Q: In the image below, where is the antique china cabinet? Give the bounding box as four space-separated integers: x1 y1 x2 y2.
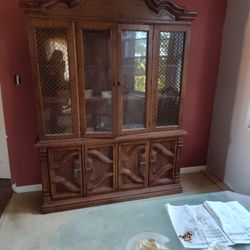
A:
20 0 197 213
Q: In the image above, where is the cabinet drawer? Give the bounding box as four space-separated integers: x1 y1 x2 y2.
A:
48 147 83 200
85 144 115 196
118 141 149 190
149 139 177 187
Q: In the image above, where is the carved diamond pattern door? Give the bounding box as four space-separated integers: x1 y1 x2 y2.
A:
85 145 115 195
149 140 176 186
118 141 149 190
48 147 83 200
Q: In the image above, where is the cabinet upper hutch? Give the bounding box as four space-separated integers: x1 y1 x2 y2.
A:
20 0 197 213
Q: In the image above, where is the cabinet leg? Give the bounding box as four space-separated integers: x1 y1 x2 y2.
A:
175 138 184 184
40 148 51 203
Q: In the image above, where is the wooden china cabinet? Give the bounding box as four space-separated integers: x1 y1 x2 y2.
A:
20 0 197 213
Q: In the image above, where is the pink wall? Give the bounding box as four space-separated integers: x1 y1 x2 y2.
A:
0 0 227 186
0 1 40 185
175 0 228 166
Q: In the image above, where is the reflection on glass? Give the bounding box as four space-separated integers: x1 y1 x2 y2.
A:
83 29 112 132
156 32 185 127
36 28 73 135
121 31 148 130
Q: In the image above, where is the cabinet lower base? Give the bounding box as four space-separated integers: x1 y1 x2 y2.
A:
42 183 182 213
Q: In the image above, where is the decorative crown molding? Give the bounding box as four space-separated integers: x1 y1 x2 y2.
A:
144 0 197 21
20 0 81 11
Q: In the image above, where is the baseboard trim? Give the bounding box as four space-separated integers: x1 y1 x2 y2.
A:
180 165 207 174
12 166 207 193
201 170 233 191
12 184 42 193
223 181 235 191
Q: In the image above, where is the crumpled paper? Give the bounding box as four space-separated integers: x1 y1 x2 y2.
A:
207 242 234 250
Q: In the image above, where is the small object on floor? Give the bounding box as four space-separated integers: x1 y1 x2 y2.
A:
127 232 169 250
207 242 234 250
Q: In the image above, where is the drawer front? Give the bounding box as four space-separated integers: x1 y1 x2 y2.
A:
48 147 83 200
85 144 115 196
118 141 149 191
149 139 177 187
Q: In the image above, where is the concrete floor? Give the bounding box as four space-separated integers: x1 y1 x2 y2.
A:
0 172 225 250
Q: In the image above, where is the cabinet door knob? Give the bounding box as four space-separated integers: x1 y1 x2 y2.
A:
150 159 157 173
150 150 157 173
139 152 146 177
140 161 146 177
86 158 94 175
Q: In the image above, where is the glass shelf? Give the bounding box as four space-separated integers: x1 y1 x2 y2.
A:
82 29 113 133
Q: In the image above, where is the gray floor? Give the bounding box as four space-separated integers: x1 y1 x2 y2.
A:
181 172 224 194
4 172 224 215
0 172 225 250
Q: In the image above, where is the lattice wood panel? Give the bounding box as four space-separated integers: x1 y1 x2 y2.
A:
119 142 148 190
149 140 176 186
48 147 82 200
85 146 114 195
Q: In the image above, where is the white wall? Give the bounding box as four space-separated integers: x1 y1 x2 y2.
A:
0 85 11 178
208 0 250 195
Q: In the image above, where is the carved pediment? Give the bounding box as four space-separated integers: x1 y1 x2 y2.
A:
19 0 197 22
20 0 81 11
144 0 197 21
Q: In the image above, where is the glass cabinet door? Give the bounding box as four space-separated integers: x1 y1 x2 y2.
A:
153 27 186 129
118 25 152 133
78 23 116 135
32 21 79 140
